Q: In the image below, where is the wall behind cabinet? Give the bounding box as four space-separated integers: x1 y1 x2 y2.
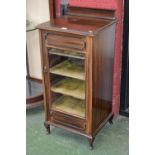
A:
26 0 49 79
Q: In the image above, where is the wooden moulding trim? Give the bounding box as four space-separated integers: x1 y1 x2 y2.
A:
53 120 85 131
67 7 116 20
27 76 42 83
46 121 93 139
45 44 86 53
93 112 113 137
38 26 95 37
51 108 85 120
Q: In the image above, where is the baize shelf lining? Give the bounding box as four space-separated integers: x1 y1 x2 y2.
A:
50 59 85 80
51 78 85 100
52 95 85 118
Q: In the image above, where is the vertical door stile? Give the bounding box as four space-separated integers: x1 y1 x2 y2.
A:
39 30 48 121
40 31 52 121
44 45 52 120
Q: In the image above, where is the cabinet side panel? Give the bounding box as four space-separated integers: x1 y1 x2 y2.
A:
92 24 116 132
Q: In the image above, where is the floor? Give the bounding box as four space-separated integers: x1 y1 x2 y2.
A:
26 106 129 155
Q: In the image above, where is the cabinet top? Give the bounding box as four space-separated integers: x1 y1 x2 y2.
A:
37 16 116 36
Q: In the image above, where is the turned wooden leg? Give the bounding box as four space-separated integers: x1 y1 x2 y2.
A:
87 137 95 150
109 114 114 124
44 122 50 134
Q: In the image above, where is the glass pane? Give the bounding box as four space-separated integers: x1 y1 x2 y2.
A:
48 48 86 118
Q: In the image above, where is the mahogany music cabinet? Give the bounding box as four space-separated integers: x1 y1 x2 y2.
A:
38 6 116 149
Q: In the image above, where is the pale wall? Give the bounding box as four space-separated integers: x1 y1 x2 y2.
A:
26 0 49 79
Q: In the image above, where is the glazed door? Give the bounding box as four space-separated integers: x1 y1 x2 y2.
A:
43 32 87 130
48 47 86 119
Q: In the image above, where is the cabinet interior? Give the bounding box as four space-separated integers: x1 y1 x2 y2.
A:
48 48 86 119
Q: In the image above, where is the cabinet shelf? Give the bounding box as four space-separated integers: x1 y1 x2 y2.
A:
49 49 85 59
50 60 85 80
51 78 85 100
52 95 85 118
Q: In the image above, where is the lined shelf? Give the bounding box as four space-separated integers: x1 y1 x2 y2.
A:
49 49 85 59
50 60 85 80
51 78 85 100
52 95 85 118
49 48 86 118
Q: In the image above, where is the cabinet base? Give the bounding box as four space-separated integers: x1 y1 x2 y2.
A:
44 113 113 149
